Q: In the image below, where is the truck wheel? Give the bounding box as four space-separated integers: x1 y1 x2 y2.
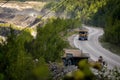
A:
79 38 82 40
68 60 72 66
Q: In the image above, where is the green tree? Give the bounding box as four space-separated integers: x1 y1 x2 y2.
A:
5 29 34 80
27 18 81 62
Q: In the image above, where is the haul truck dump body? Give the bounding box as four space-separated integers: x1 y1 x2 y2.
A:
79 29 88 40
62 49 89 66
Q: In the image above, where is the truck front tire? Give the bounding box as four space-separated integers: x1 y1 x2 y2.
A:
67 60 72 66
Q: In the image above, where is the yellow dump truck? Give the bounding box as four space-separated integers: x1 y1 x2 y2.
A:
62 49 89 66
79 28 88 40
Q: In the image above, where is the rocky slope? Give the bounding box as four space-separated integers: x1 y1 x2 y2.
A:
0 1 46 27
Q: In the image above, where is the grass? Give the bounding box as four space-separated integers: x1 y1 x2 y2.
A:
99 36 120 55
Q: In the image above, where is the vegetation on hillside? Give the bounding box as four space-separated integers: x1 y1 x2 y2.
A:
26 18 81 61
45 0 120 48
44 0 106 19
103 0 120 47
87 0 120 47
0 18 81 80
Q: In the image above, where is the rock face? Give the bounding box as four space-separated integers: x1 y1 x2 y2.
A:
0 1 47 27
48 62 78 80
0 27 10 36
0 27 20 37
0 1 54 38
0 7 39 27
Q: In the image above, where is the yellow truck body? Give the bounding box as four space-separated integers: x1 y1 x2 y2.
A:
79 29 88 40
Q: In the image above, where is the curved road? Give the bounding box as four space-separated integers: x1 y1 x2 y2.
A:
74 25 120 68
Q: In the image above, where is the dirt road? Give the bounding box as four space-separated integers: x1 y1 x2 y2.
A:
73 25 120 68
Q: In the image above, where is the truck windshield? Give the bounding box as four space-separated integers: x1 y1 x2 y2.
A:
66 53 73 57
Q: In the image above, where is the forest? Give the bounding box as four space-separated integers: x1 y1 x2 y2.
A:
87 0 120 47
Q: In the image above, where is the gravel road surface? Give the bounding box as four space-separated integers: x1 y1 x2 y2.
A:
73 25 120 69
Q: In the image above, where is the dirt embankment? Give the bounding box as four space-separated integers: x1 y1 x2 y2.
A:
0 1 47 27
0 1 46 11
